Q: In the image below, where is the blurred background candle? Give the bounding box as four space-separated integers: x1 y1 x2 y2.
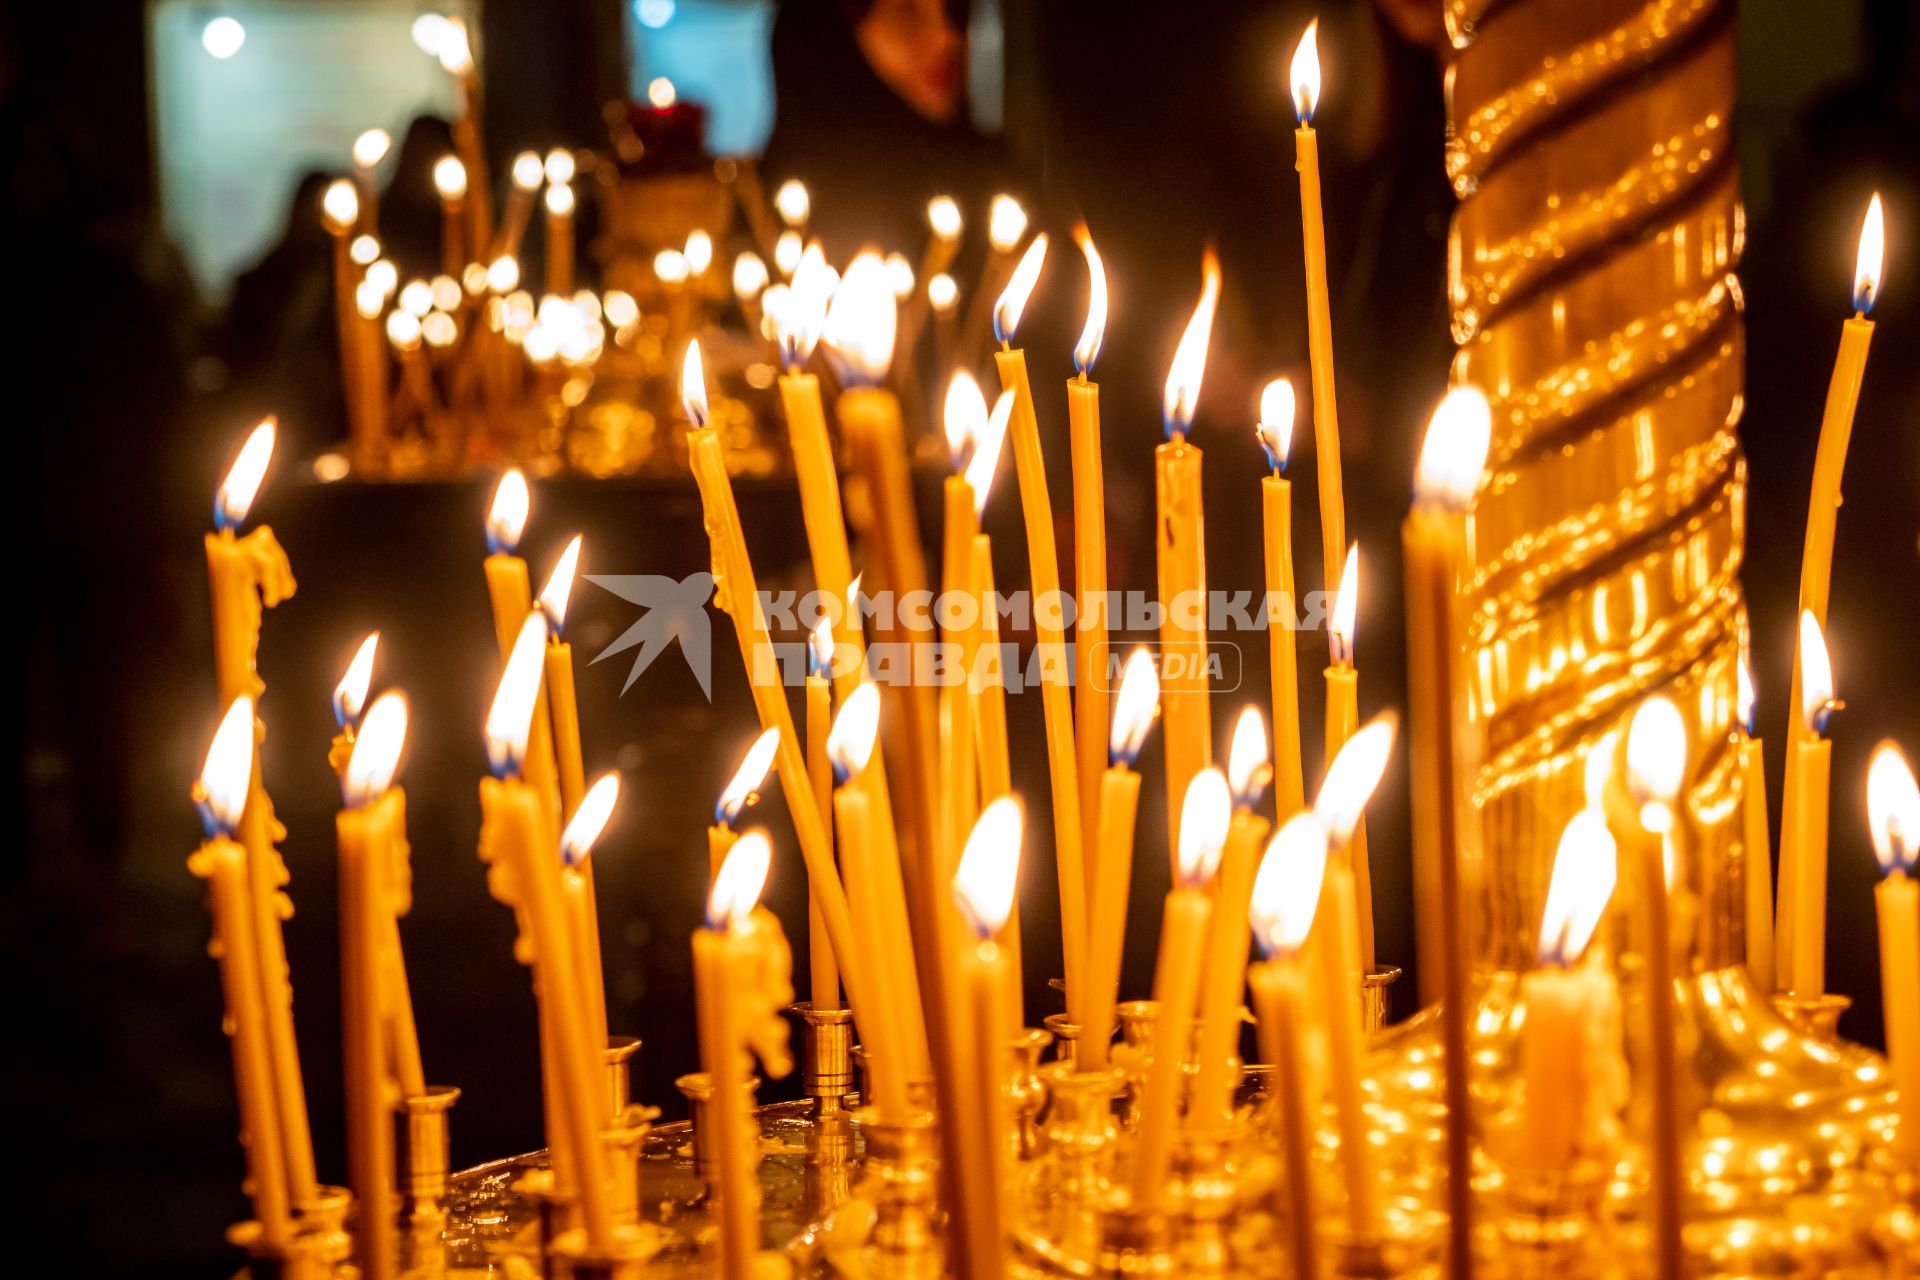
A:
431 156 467 281
1779 612 1838 996
544 180 575 296
1083 650 1157 1071
1321 545 1374 968
1192 709 1272 1128
1737 644 1774 990
493 151 544 261
1870 744 1920 1160
349 128 388 235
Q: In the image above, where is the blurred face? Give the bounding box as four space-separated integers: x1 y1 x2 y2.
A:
855 0 965 124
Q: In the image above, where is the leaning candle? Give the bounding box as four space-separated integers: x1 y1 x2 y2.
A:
432 156 468 282
1082 650 1158 1070
993 233 1089 1016
712 728 778 883
190 697 293 1251
1322 543 1375 968
1156 250 1222 847
1289 19 1348 597
538 535 588 820
561 771 619 1085
1787 193 1883 754
1130 768 1231 1210
1248 814 1330 1280
1778 612 1838 996
805 623 840 1009
1193 708 1273 1128
1258 378 1306 818
1737 648 1774 990
1069 225 1113 833
1869 743 1920 1160
337 692 411 1280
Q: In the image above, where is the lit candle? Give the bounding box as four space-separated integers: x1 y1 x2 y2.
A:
1511 812 1623 1171
480 470 562 842
561 772 620 1109
1082 650 1159 1070
1778 612 1838 996
1870 744 1920 1160
1737 643 1774 990
438 20 493 251
1158 250 1222 851
351 128 389 235
774 178 810 232
493 151 544 261
961 193 1028 359
337 692 411 1280
189 697 292 1251
1193 708 1273 1128
478 615 613 1249
322 182 373 454
432 156 468 282
805 623 840 1009
1247 814 1329 1280
1069 225 1112 834
1289 19 1348 600
329 631 379 776
1313 710 1396 1015
992 233 1089 1018
951 798 1024 1280
734 252 770 346
940 373 991 866
1787 194 1883 752
538 536 588 820
1622 696 1687 1280
897 195 963 366
972 538 1022 1007
1258 378 1306 818
545 181 576 296
712 728 778 881
1130 768 1231 1210
1322 543 1375 968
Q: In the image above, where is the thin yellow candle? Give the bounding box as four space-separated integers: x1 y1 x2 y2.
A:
896 195 961 369
951 798 1024 1280
1289 20 1348 598
1622 696 1687 1280
351 128 389 235
712 728 778 883
939 373 991 865
1737 648 1774 990
545 181 576 296
1322 543 1375 968
432 156 468 282
1069 225 1112 835
1870 744 1920 1159
992 233 1089 1016
561 772 621 1089
1193 709 1273 1128
322 182 371 453
437 21 493 251
960 193 1028 364
1786 194 1883 753
1082 650 1158 1071
538 536 588 820
479 615 613 1250
1156 250 1222 847
493 152 544 261
972 537 1024 1014
190 697 293 1251
805 627 841 1008
1779 612 1838 996
1258 379 1306 818
337 693 410 1280
480 470 561 841
1130 768 1230 1210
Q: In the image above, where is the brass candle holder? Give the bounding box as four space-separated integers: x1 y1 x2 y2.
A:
793 1002 856 1115
851 1106 943 1275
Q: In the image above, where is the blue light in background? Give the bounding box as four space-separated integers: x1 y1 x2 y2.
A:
627 0 775 155
635 0 676 31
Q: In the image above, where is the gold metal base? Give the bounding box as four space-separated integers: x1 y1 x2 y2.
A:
1771 991 1854 1045
1360 966 1401 1034
793 1002 855 1115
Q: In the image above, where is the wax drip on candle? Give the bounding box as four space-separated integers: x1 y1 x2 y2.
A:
1798 611 1841 736
1869 744 1920 875
1249 813 1329 958
822 252 897 386
1163 249 1222 440
1110 647 1161 767
1856 193 1886 315
334 632 379 731
486 469 529 555
717 728 779 828
1228 706 1272 811
993 233 1048 346
215 417 277 532
1328 543 1359 666
536 536 582 635
1290 19 1321 124
1073 224 1108 377
1256 379 1295 473
708 830 773 931
1538 811 1617 966
826 680 881 786
560 773 619 867
197 696 257 839
486 613 550 779
954 796 1024 939
344 692 408 810
1315 711 1397 849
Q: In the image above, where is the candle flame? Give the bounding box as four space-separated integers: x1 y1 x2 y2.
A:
823 251 897 385
1248 813 1329 957
988 194 1027 252
543 149 575 187
1869 741 1920 874
1413 386 1492 512
773 243 834 368
1290 19 1321 123
511 151 544 190
561 772 620 866
884 252 915 300
774 230 804 277
968 393 1015 516
486 468 530 554
1737 618 1755 733
1537 810 1616 965
485 613 549 778
215 417 276 531
733 251 769 301
334 632 380 730
954 796 1023 938
544 182 574 217
928 272 958 311
1256 378 1295 472
647 76 677 109
353 128 391 169
433 155 468 201
682 338 710 428
827 680 881 784
343 691 408 809
1109 647 1161 767
1315 711 1397 848
1625 695 1686 831
1798 610 1837 735
487 255 521 292
775 179 810 228
352 236 383 268
1178 768 1232 888
717 728 780 827
653 248 689 285
537 535 583 634
436 16 473 74
928 195 962 241
707 829 772 931
944 370 988 471
1855 193 1885 314
685 231 714 277
808 615 835 679
322 179 360 231
197 696 256 838
994 232 1048 345
1329 543 1359 664
1162 248 1221 438
1228 705 1272 809
386 309 422 349
1073 224 1108 375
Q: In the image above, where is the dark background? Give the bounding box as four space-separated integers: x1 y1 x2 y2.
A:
8 0 1920 1272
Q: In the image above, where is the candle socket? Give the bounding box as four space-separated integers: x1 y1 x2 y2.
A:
804 1110 856 1216
1115 1001 1158 1130
793 1002 855 1115
396 1086 461 1224
1009 1028 1052 1160
1771 992 1852 1044
602 1114 651 1227
1360 966 1402 1034
513 1166 572 1273
1093 1190 1174 1277
1329 1224 1424 1280
222 1221 327 1280
549 1224 652 1279
675 1071 760 1185
1044 1012 1083 1069
851 1106 942 1269
1041 1065 1124 1204
292 1184 353 1267
852 1044 936 1112
1170 1121 1246 1270
1492 1157 1608 1275
603 1035 642 1118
